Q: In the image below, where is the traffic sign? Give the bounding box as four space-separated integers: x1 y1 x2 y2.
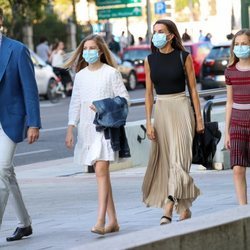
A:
96 0 141 7
98 6 142 19
154 1 166 15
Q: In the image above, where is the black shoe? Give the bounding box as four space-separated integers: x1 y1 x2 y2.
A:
6 226 32 242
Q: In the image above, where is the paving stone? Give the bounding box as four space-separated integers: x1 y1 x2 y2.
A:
0 158 249 249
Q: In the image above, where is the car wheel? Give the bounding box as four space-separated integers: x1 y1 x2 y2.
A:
127 72 137 90
46 78 61 103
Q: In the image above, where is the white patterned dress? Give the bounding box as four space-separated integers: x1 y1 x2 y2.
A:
68 63 130 166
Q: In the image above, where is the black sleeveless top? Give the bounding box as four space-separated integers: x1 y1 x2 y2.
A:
148 49 189 95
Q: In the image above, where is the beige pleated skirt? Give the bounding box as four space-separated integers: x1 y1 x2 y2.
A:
142 92 200 214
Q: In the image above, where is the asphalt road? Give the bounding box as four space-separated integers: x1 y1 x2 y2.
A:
14 84 225 166
14 86 147 166
2 161 249 249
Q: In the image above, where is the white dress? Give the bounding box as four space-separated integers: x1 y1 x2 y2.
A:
68 63 130 166
51 50 64 67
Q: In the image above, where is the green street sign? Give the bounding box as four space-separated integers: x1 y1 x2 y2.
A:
98 6 142 19
96 0 141 7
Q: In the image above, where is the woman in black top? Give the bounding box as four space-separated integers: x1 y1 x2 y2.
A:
142 19 204 224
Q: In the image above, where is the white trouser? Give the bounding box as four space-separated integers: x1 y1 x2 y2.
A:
0 123 31 228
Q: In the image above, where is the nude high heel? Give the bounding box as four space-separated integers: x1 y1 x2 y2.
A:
104 223 120 234
91 225 105 235
160 195 174 225
178 209 192 221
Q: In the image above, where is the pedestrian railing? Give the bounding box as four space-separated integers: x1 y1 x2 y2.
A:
203 97 227 123
130 87 227 107
129 88 228 170
130 88 227 123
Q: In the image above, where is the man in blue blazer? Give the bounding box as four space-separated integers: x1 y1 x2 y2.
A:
0 8 41 242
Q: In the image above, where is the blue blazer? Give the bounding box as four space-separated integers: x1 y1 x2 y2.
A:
0 36 41 143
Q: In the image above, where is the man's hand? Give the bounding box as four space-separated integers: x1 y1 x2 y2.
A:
27 127 39 144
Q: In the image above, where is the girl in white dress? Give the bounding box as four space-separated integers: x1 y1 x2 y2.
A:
65 34 129 235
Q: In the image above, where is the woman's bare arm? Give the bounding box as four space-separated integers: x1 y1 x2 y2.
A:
185 54 204 132
144 58 156 140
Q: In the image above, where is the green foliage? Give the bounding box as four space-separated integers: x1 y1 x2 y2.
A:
0 0 10 10
175 0 200 12
1 0 82 50
8 0 47 22
54 0 80 5
0 0 47 39
33 14 67 48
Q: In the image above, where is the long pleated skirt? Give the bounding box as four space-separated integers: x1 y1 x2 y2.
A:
142 92 201 214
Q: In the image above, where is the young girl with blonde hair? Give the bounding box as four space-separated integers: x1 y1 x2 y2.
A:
65 34 129 235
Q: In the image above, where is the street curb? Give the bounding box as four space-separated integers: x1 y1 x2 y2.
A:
16 157 133 173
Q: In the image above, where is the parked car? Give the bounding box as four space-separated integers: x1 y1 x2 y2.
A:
29 50 62 101
121 45 151 85
200 42 231 92
112 52 137 90
183 41 212 80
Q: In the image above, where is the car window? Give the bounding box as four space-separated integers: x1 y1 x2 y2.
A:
207 46 230 59
197 43 211 57
123 49 150 61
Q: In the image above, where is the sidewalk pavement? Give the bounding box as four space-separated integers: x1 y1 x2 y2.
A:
0 158 249 250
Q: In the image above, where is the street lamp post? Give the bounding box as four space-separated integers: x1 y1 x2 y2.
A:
66 0 77 50
72 0 77 24
146 0 152 43
126 3 129 38
188 0 193 21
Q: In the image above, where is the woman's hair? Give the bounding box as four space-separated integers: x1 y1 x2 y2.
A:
151 19 185 53
228 28 250 67
64 34 117 72
51 40 59 51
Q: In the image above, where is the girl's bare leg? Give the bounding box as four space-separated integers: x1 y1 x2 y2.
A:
233 165 247 205
106 180 118 226
94 161 110 227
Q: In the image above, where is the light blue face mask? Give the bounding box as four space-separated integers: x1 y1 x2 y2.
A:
152 33 168 49
82 49 99 64
233 45 250 59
